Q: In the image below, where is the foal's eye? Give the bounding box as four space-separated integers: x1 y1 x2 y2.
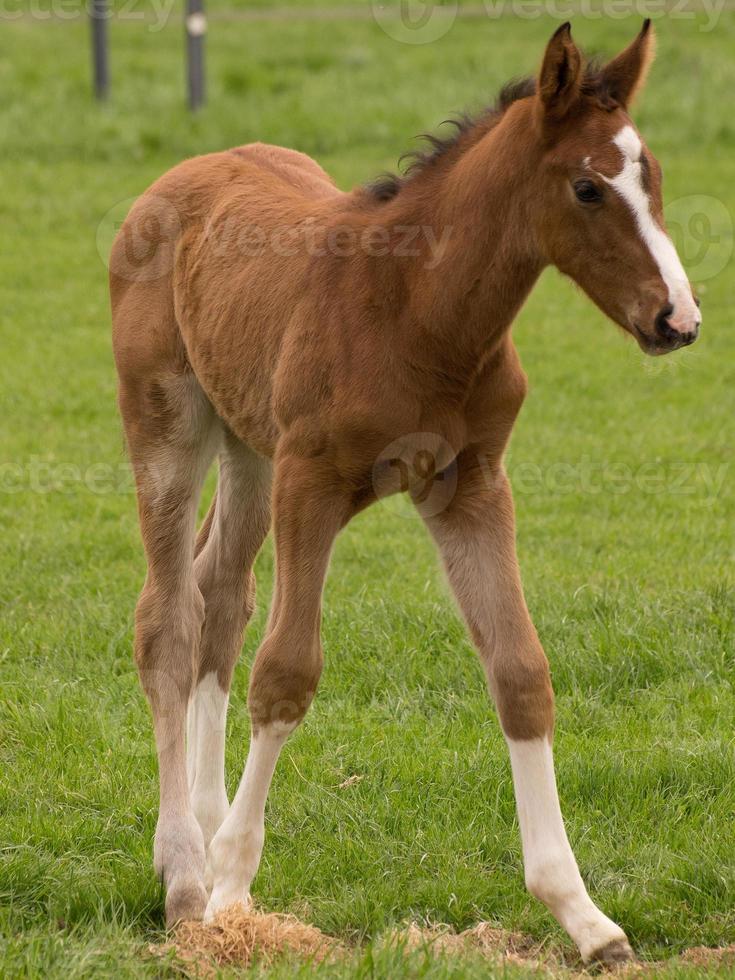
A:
573 180 603 205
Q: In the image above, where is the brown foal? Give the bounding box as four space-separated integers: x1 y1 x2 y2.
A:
111 21 700 963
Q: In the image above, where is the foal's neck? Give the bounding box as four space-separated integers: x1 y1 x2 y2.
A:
368 100 544 385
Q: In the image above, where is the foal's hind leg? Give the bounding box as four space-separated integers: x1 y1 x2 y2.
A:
204 454 351 919
121 371 220 925
187 434 272 851
421 454 633 965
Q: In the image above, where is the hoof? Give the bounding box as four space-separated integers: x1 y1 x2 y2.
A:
588 937 636 967
165 875 208 927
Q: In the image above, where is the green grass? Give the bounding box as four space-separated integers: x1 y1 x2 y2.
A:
1 7 734 977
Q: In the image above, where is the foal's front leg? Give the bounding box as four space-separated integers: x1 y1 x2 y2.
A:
422 461 633 965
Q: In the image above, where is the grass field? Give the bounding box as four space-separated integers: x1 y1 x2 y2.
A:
1 5 733 977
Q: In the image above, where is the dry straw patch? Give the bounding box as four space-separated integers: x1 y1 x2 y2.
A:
386 920 553 969
150 904 735 977
679 945 735 969
151 903 340 975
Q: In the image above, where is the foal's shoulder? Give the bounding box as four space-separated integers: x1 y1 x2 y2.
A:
463 336 529 448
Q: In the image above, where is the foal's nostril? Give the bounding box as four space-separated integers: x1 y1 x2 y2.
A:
654 303 676 343
681 324 699 347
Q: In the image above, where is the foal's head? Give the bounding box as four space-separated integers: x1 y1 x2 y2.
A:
529 21 700 355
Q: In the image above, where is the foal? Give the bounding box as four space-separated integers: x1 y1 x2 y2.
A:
111 21 700 964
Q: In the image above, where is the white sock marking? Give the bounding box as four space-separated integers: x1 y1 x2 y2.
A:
205 722 295 919
508 738 629 962
187 672 230 848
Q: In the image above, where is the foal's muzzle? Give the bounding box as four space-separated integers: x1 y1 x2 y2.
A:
635 299 701 355
654 302 700 350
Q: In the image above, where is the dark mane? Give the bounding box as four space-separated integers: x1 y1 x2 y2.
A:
366 64 618 203
366 76 536 203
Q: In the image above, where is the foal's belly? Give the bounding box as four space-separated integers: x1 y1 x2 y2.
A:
179 313 283 459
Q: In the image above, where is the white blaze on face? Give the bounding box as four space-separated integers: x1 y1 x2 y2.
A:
604 125 700 333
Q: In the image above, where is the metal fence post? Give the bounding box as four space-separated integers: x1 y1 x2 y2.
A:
90 0 110 101
185 0 206 111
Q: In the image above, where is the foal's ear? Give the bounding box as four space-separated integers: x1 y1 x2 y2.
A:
537 22 583 121
601 19 656 108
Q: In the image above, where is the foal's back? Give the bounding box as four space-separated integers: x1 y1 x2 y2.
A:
230 142 341 198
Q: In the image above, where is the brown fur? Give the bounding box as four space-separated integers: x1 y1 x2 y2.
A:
110 21 694 926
